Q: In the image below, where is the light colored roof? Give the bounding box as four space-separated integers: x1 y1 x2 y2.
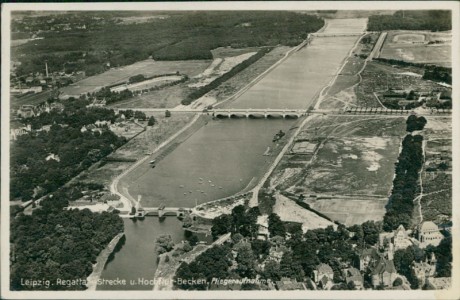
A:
317 263 333 275
420 221 439 232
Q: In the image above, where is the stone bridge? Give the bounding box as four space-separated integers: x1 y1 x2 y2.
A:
210 108 306 119
142 207 192 218
311 32 363 37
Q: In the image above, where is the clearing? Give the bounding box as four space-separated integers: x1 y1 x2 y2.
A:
268 115 407 226
379 31 451 67
273 194 337 233
60 59 211 97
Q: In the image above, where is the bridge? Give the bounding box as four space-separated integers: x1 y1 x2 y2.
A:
211 108 306 119
311 32 363 37
143 207 192 217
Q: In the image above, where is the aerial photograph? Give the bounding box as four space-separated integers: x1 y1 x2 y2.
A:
2 3 456 298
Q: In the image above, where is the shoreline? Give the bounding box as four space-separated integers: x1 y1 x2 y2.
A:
86 232 125 291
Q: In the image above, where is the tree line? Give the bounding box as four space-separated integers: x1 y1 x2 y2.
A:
367 10 451 32
374 58 452 85
181 47 271 105
383 130 425 231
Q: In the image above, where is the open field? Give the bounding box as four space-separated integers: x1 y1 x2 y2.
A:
379 31 451 67
274 194 337 232
109 83 191 109
356 61 451 108
420 118 452 225
299 136 401 196
211 46 261 58
305 197 388 225
268 115 407 225
111 75 182 92
61 59 211 96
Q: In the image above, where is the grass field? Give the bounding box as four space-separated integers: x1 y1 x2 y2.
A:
268 115 407 225
420 129 452 224
211 46 261 58
61 59 211 96
379 31 452 67
109 82 192 109
306 198 388 225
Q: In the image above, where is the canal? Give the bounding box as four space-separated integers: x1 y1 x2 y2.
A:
97 18 366 290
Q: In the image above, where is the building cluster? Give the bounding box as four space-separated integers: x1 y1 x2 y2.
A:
264 221 449 291
380 88 452 109
11 69 85 95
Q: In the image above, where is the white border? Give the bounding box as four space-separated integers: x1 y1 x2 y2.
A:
1 2 459 299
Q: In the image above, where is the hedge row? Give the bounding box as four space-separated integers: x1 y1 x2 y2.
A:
181 47 272 105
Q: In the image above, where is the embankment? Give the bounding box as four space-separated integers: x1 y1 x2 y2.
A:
86 232 125 290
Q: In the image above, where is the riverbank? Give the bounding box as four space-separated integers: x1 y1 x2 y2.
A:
153 232 231 291
86 232 125 291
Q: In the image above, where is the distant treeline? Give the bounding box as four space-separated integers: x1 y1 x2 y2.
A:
367 10 451 31
383 124 425 231
181 47 271 105
374 58 452 85
14 12 324 77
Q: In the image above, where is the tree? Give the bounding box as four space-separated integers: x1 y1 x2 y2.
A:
134 111 146 120
393 278 403 287
211 214 232 239
268 213 286 238
147 116 156 126
155 234 175 254
235 242 256 278
263 260 281 281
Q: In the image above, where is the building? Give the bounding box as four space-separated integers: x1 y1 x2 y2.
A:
418 221 444 248
357 247 380 271
256 215 269 240
342 267 364 290
313 263 334 289
412 253 437 286
379 224 413 251
17 105 36 118
370 257 397 288
275 277 306 290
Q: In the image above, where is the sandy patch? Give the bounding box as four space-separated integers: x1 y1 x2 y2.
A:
274 194 337 233
189 52 257 88
270 168 302 188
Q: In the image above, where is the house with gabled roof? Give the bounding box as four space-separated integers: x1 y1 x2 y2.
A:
418 221 444 248
342 267 364 290
313 263 334 289
370 257 397 288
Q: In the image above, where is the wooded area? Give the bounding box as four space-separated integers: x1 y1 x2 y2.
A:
14 12 324 77
367 10 451 31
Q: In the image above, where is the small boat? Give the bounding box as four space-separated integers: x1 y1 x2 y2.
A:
208 180 212 183
199 177 203 181
211 184 215 187
149 160 156 164
180 185 184 188
219 186 223 189
183 192 187 195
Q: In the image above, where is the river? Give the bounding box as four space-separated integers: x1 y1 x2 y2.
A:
97 18 366 290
